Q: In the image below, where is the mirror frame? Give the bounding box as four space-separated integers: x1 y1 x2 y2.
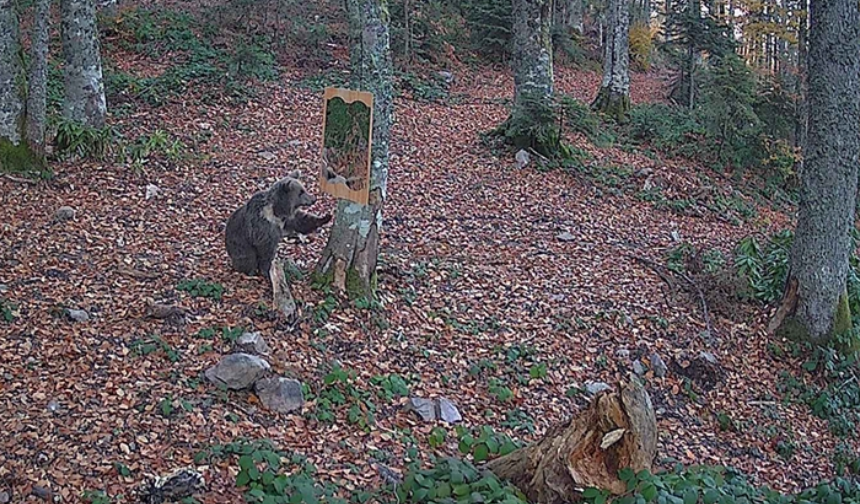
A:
319 87 374 205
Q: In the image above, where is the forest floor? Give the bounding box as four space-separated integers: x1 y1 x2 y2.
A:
0 11 849 503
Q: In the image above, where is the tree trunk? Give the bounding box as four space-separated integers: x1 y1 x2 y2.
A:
794 0 808 173
61 0 106 128
592 0 630 120
570 0 584 34
488 380 657 504
315 0 393 299
512 0 554 110
0 0 24 147
771 0 860 344
26 0 50 157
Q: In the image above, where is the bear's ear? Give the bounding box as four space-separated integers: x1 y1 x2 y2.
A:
287 169 302 179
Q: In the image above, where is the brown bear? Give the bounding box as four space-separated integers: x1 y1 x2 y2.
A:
225 170 331 278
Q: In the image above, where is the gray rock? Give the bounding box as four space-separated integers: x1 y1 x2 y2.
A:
259 151 277 161
55 206 76 222
407 397 437 422
287 139 302 147
236 331 270 356
437 397 462 424
585 381 612 395
698 351 718 364
205 353 270 390
66 308 89 322
255 377 304 414
0 284 7 293
515 149 530 169
47 399 60 413
650 353 668 378
437 70 454 83
615 348 631 359
556 231 576 242
632 360 647 376
145 183 161 200
0 490 9 503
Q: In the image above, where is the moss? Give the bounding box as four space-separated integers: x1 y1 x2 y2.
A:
345 265 370 300
592 87 630 123
309 267 335 292
833 289 852 336
777 289 854 350
776 316 809 343
0 138 44 175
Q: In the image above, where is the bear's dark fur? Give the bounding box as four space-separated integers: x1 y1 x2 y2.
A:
225 171 331 277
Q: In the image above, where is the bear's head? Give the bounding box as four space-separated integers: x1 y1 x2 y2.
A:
271 170 315 218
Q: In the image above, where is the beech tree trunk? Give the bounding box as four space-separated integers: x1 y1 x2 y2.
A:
512 0 554 110
316 0 393 299
61 0 106 128
592 0 630 120
569 0 584 34
488 380 657 504
793 0 807 173
26 0 50 156
0 0 24 146
771 0 860 344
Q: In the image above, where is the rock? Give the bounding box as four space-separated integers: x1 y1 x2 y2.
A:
287 139 302 147
0 491 9 503
0 284 7 293
615 348 631 359
55 206 76 222
31 486 51 501
585 381 612 395
406 398 437 422
145 184 161 200
650 353 668 378
236 331 270 356
47 399 60 413
199 122 212 130
634 167 654 177
259 151 277 161
632 360 646 376
698 351 718 364
438 397 462 424
556 231 576 242
515 149 530 169
137 468 205 504
205 353 270 390
66 308 89 322
437 70 454 83
255 377 304 414
670 230 682 242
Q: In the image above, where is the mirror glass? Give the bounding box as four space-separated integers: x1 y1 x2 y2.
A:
320 88 373 205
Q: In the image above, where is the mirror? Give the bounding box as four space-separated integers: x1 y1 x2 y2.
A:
319 87 374 205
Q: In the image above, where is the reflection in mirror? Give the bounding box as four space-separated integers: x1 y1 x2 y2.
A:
320 88 373 205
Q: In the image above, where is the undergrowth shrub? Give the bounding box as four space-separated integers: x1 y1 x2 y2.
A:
623 104 706 158
733 230 793 304
397 457 528 504
389 0 468 64
55 120 114 159
561 96 614 146
461 0 511 61
500 93 563 157
553 26 597 69
629 23 653 71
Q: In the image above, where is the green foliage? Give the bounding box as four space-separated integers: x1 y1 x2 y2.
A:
623 104 707 158
176 278 225 300
129 334 181 362
389 0 468 64
296 69 350 92
0 298 17 323
581 466 860 504
500 408 536 434
733 230 793 304
397 71 450 102
832 442 860 476
125 129 185 169
0 139 46 176
54 120 114 159
778 340 860 437
82 490 116 504
461 0 511 61
553 26 597 69
487 378 513 402
561 96 614 146
196 438 346 504
428 426 447 449
306 364 376 429
455 425 521 462
397 458 527 504
370 373 411 401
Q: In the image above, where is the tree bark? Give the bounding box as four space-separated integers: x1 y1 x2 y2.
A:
512 0 554 110
488 380 657 504
0 0 24 146
569 0 584 34
26 0 50 157
592 0 630 120
793 0 807 173
61 0 106 128
772 0 860 343
316 0 393 299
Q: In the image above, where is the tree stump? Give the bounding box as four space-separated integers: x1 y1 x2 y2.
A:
487 379 657 504
270 258 296 320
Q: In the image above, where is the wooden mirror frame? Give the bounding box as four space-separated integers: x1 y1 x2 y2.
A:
319 87 374 205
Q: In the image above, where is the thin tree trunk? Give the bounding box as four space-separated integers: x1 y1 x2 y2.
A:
316 0 393 298
404 0 412 65
771 0 860 343
794 0 808 172
61 0 107 128
570 0 584 33
488 380 657 504
592 0 630 120
26 0 51 157
0 0 24 147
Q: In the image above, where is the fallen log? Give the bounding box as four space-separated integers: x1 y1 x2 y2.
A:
487 379 657 504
